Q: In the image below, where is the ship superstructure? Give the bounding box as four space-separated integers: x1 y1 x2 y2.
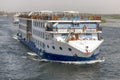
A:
17 11 104 63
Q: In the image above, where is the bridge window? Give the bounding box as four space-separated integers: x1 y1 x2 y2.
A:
79 23 97 28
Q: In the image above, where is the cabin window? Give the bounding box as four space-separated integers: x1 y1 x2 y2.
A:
35 22 37 27
59 47 62 50
47 45 49 48
40 32 42 38
38 22 39 27
43 32 44 38
79 22 97 28
74 23 79 27
41 23 43 28
43 43 45 48
40 23 42 28
33 22 35 26
39 22 41 27
42 22 45 28
38 41 40 47
38 22 40 27
40 42 42 47
36 22 37 27
52 46 55 49
68 48 72 51
37 22 39 27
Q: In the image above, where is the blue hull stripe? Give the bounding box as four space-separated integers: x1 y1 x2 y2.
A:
19 38 41 56
18 37 99 61
42 52 97 61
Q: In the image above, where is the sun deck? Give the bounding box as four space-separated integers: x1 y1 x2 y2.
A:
18 11 101 21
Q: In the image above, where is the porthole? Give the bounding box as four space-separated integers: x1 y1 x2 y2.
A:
68 48 72 51
59 47 62 50
52 46 55 49
47 45 49 48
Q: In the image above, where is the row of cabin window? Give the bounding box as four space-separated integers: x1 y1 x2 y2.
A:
32 29 45 39
47 45 72 51
33 21 44 28
19 24 26 30
34 39 45 49
20 19 26 24
45 34 54 40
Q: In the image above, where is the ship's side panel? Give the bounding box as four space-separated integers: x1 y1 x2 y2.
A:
32 19 46 52
19 18 27 39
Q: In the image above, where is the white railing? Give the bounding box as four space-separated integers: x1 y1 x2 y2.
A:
85 29 97 33
58 29 68 33
74 29 83 33
52 28 100 33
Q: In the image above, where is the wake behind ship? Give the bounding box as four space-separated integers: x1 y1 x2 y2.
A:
17 11 104 64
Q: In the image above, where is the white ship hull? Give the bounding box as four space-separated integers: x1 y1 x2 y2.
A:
17 11 104 64
18 36 103 63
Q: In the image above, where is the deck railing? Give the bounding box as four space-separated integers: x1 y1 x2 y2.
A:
52 27 102 33
19 14 101 20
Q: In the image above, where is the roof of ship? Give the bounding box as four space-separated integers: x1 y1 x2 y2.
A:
18 11 101 21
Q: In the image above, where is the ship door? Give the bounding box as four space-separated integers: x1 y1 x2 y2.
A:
26 20 32 41
75 34 79 40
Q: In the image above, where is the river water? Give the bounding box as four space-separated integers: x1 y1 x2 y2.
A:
0 16 120 80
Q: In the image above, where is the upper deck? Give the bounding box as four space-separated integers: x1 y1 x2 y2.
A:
18 11 101 21
18 11 102 34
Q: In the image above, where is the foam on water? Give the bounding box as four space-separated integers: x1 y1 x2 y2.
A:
12 35 18 40
26 54 105 65
39 58 105 65
27 52 38 56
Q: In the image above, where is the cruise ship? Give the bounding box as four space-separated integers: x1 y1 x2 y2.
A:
17 11 104 64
